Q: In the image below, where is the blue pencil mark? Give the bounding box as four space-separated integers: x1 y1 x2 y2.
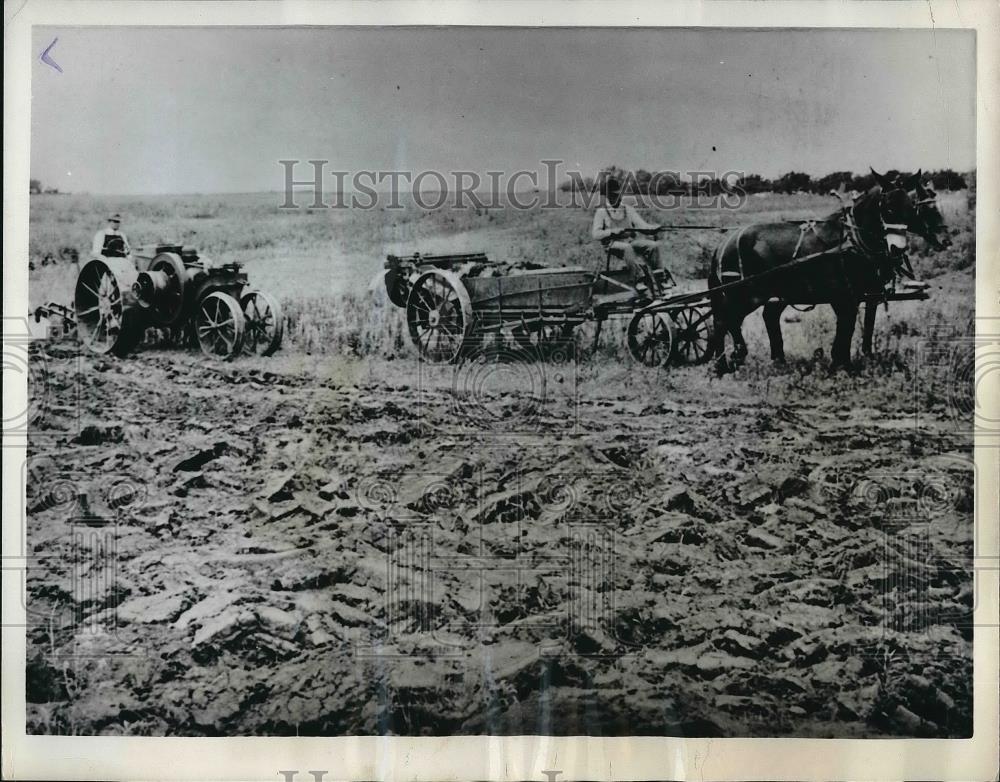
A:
40 37 62 73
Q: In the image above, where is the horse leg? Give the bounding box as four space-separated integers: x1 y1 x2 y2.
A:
728 310 749 364
830 299 859 369
709 289 749 368
708 285 729 359
861 299 878 356
763 301 787 363
710 309 727 358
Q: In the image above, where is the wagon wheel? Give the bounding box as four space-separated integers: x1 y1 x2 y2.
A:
74 258 141 357
241 290 284 356
627 309 674 367
669 306 714 365
536 323 576 362
196 292 246 360
405 269 473 363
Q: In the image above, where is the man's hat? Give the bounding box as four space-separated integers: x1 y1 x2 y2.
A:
109 213 121 222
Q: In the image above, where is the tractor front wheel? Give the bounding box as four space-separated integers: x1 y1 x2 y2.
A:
196 292 245 360
241 290 283 356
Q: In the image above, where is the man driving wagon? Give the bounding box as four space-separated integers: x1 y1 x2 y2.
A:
591 176 665 296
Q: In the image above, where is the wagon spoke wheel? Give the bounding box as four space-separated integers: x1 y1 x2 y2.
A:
627 309 674 368
405 270 473 363
670 306 713 365
74 258 139 356
241 290 284 356
196 292 245 360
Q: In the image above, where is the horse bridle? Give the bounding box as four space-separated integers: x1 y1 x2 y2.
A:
840 188 914 278
910 188 947 249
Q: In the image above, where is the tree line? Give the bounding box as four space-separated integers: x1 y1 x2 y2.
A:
30 179 63 195
560 166 969 195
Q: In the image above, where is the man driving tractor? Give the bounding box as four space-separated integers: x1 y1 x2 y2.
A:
591 176 664 296
91 213 131 259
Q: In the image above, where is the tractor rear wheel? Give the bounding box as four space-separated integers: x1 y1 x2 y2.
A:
74 258 142 357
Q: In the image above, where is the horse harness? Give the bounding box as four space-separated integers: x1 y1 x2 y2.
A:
718 191 914 290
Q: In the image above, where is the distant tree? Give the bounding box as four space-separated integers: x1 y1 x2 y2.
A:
650 170 683 195
775 171 812 194
634 169 653 195
927 168 967 190
812 170 854 194
559 175 596 193
29 179 42 194
736 173 772 194
850 172 876 193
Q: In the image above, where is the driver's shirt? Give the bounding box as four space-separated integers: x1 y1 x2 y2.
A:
591 203 654 244
91 228 130 258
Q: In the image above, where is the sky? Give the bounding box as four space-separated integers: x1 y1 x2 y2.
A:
29 26 976 195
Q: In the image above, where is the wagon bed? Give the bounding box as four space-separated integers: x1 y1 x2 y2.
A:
384 251 676 363
384 246 928 366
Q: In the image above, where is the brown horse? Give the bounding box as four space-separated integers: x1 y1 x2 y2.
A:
909 177 951 250
708 170 936 368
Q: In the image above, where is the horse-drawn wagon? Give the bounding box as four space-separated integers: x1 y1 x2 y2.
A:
382 250 714 365
385 171 945 369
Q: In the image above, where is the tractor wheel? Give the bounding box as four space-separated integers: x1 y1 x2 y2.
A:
627 309 674 368
241 290 283 356
74 257 142 357
405 269 473 363
196 292 245 360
